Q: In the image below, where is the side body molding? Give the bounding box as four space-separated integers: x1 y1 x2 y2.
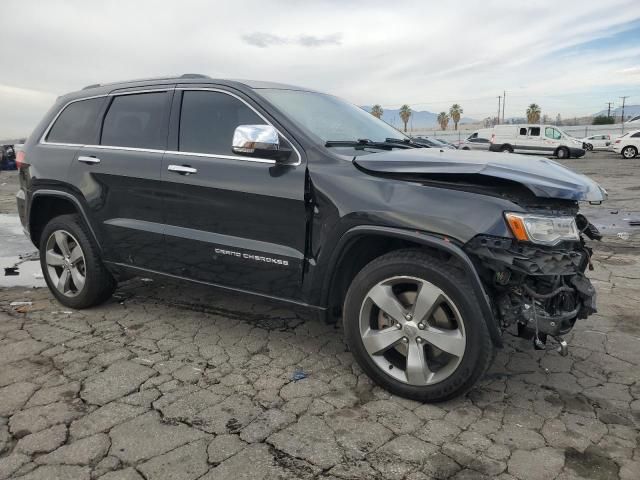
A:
323 225 503 348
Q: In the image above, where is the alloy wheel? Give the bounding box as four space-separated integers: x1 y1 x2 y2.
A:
358 276 466 386
45 230 86 297
623 147 636 159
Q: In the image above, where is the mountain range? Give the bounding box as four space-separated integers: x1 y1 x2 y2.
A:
593 105 640 119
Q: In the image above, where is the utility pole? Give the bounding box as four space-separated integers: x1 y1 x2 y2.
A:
497 96 502 125
502 91 506 123
606 102 614 118
620 96 629 133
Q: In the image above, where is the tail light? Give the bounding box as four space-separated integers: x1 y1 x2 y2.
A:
16 150 26 168
614 139 621 144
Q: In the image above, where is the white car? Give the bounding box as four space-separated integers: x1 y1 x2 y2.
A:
580 134 612 151
613 130 640 158
459 128 493 151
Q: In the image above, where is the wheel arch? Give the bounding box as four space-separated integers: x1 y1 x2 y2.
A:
322 226 503 347
500 143 513 152
29 190 101 251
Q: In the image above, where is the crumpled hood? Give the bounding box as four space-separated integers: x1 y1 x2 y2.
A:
354 148 607 202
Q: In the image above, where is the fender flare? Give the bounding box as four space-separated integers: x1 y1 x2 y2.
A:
30 189 102 251
323 225 503 347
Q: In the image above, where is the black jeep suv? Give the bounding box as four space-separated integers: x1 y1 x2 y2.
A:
17 74 605 401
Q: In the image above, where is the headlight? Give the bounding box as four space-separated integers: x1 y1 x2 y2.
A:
505 213 579 245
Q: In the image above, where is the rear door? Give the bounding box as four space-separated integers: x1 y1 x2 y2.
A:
161 87 307 299
68 88 173 271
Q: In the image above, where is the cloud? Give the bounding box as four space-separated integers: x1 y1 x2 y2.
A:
242 32 342 48
1 0 640 136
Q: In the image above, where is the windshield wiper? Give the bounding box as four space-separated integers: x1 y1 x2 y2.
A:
324 138 416 150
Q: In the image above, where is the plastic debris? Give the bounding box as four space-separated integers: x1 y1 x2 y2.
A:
617 232 630 240
292 367 308 382
10 301 32 306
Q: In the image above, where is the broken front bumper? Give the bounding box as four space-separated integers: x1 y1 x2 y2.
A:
465 235 597 341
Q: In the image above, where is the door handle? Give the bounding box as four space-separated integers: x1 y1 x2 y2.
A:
168 165 197 175
78 156 101 164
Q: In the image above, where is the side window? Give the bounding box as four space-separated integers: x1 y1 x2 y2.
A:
179 91 266 155
528 127 541 136
631 132 640 138
519 128 527 135
101 92 169 150
469 133 478 140
46 98 104 144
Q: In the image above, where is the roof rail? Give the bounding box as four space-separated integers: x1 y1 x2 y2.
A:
179 73 210 79
81 74 211 91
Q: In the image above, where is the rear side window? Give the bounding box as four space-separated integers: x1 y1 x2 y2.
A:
46 98 104 144
632 132 640 138
528 127 540 136
179 91 265 155
101 92 169 149
519 128 527 135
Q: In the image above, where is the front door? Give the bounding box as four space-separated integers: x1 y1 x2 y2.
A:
161 88 307 300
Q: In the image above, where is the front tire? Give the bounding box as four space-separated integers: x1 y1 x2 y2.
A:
556 147 569 159
343 249 493 402
622 146 637 159
39 214 116 309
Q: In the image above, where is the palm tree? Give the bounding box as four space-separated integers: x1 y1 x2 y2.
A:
437 112 449 131
526 104 541 123
370 105 383 119
449 104 463 130
399 105 412 132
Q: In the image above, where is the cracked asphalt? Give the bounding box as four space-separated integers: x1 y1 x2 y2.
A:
0 151 639 480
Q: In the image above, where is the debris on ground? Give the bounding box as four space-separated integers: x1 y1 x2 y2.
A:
292 367 308 382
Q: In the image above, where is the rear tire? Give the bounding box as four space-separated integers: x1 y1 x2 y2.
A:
343 249 493 402
500 145 513 153
622 146 637 159
556 147 569 159
39 214 116 309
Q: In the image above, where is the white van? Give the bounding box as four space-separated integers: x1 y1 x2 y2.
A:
489 124 585 159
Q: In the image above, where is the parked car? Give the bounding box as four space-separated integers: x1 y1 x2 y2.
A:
411 136 455 149
580 134 612 151
435 138 458 149
624 114 640 127
459 129 493 151
612 130 640 158
17 75 605 401
489 124 585 158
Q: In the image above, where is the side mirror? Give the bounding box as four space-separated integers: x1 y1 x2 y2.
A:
232 125 281 158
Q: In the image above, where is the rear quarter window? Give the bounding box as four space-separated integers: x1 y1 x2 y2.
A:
46 97 104 144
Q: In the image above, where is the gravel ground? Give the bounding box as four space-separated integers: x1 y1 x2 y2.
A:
0 151 638 480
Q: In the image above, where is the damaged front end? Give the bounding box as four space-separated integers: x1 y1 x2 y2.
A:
466 212 601 355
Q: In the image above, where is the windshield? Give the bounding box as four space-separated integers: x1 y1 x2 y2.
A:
256 89 407 143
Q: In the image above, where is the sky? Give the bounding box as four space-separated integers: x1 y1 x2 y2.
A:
2 0 640 138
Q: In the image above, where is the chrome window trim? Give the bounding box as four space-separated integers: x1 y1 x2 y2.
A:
175 87 302 166
165 150 276 164
38 87 302 166
39 94 108 145
83 145 166 154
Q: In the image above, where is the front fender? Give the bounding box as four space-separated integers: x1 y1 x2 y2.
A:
321 225 503 348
